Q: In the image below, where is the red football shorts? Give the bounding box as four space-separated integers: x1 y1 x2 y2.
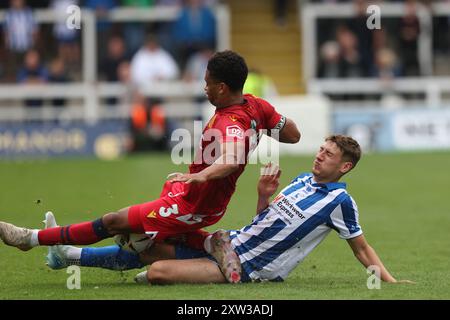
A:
127 181 224 242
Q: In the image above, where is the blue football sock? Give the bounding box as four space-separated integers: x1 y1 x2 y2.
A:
80 245 144 271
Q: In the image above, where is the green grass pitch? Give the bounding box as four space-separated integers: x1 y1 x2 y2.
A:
0 152 449 299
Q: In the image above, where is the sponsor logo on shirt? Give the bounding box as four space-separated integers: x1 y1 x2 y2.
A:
147 210 157 218
226 125 244 139
276 197 306 221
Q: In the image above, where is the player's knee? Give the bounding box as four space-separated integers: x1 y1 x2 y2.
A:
101 212 121 234
148 261 172 284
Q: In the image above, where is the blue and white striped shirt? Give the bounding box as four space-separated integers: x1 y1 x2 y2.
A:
230 173 362 282
4 7 37 52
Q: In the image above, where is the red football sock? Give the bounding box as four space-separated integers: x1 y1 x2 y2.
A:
38 219 110 245
184 229 211 251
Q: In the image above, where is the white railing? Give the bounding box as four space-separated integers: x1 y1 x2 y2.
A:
0 81 205 122
308 77 450 108
0 5 230 122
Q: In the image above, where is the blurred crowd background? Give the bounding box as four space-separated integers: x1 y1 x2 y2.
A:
0 0 449 156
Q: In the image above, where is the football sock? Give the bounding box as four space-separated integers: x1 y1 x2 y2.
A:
37 218 112 245
30 230 40 247
61 246 82 266
80 245 144 271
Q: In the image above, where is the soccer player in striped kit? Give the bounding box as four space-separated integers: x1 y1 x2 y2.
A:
0 50 300 284
43 136 413 284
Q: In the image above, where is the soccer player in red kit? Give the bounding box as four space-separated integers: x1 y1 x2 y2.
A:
0 51 300 282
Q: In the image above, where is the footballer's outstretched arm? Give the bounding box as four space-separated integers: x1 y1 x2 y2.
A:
170 141 244 184
347 234 414 284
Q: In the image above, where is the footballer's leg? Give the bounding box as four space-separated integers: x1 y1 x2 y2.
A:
45 212 82 269
0 210 61 251
44 211 147 271
0 206 141 251
137 258 227 285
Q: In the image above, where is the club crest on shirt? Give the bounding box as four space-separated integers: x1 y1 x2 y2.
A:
229 115 238 122
226 125 244 139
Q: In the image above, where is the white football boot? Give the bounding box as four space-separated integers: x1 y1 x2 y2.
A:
44 212 79 270
209 229 241 284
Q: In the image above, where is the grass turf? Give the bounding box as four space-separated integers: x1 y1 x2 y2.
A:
0 152 449 299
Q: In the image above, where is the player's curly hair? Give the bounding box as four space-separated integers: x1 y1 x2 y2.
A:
207 50 248 92
326 135 361 168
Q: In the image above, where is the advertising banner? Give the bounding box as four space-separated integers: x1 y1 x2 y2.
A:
392 109 450 150
0 120 129 159
333 107 450 152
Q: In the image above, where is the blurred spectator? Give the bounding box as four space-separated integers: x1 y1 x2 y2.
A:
128 34 181 151
336 25 363 78
398 0 421 76
318 41 341 78
100 35 129 82
48 57 70 107
121 61 171 152
243 68 278 99
172 0 217 69
17 49 48 107
182 46 213 82
130 94 169 151
117 60 134 105
182 46 213 119
371 47 402 80
347 0 384 77
84 0 118 63
101 35 129 105
121 0 155 56
130 34 179 87
50 0 81 75
3 0 39 81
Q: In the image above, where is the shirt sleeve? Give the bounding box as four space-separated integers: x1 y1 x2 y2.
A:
329 195 363 239
257 97 285 130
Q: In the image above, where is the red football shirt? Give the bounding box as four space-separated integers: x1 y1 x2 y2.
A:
181 94 286 215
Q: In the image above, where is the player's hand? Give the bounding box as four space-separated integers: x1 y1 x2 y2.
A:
257 163 282 198
169 172 207 184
